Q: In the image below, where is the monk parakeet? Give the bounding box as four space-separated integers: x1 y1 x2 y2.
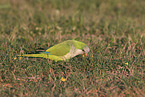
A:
19 40 89 61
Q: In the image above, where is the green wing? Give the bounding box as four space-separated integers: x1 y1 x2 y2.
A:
46 41 71 56
46 40 87 56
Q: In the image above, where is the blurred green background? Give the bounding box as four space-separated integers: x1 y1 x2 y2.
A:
0 0 145 96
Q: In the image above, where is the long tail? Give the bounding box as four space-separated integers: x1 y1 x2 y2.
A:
18 53 49 58
18 53 64 61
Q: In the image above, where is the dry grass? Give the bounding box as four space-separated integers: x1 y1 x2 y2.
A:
0 0 145 96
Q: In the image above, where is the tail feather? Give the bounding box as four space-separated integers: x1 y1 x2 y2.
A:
17 53 64 61
19 53 49 58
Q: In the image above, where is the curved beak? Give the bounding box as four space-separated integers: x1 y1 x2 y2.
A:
82 53 88 57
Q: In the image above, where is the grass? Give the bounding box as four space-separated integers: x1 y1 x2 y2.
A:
0 0 145 96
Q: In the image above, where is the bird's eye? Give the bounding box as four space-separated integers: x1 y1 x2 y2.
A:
82 49 85 52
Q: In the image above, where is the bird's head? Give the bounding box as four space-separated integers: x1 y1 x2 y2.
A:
82 46 90 57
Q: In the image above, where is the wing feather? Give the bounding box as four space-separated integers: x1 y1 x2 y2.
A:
46 41 71 56
45 40 87 56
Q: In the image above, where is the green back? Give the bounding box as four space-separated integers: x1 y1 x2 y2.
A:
46 40 86 56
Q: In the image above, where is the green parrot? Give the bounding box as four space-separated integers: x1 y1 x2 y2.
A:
19 40 89 61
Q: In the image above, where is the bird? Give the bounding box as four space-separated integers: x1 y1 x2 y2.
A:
18 40 89 61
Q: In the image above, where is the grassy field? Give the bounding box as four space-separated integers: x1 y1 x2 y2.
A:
0 0 145 96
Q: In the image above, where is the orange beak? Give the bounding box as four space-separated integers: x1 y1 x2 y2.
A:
82 53 87 57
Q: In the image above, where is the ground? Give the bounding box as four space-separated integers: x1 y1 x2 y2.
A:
0 0 145 96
